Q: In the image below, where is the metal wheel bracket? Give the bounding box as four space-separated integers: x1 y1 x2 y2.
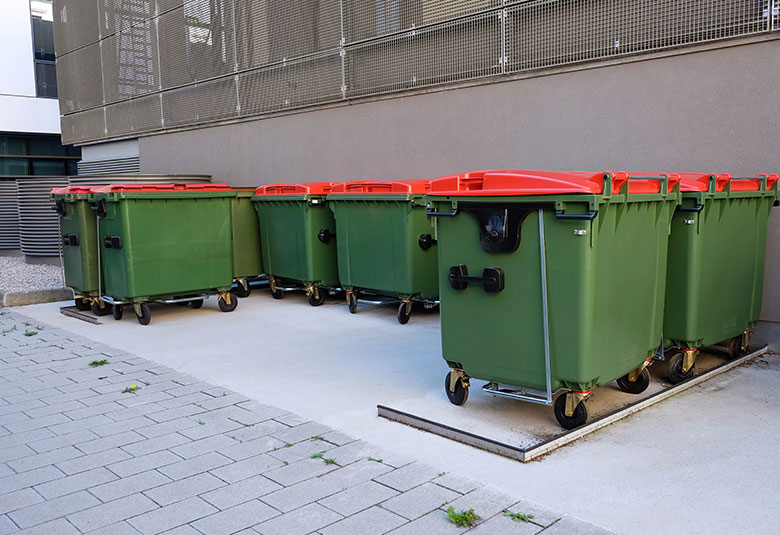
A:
304 285 314 297
402 299 412 314
132 302 143 316
564 390 591 417
742 330 752 352
218 292 232 306
682 349 697 374
627 358 653 382
449 369 469 392
269 279 276 293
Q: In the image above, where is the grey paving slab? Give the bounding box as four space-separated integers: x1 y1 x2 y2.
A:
387 509 470 535
253 502 342 535
209 453 284 484
382 482 460 520
75 430 146 454
34 466 118 500
540 517 618 535
226 420 289 444
467 513 542 535
267 437 336 464
128 496 218 535
0 444 35 464
47 414 113 436
262 458 338 487
85 520 144 535
217 435 285 462
67 493 158 532
168 434 238 460
0 515 16 535
89 469 172 503
8 490 100 529
134 417 199 439
107 450 182 478
270 421 332 445
432 472 481 495
507 499 562 529
200 474 282 510
317 480 399 517
0 465 65 496
120 431 191 458
157 451 232 481
318 505 406 535
372 461 443 493
7 446 83 474
28 429 100 454
143 472 225 506
442 486 518 523
14 517 79 535
260 475 345 514
0 488 44 516
191 499 279 535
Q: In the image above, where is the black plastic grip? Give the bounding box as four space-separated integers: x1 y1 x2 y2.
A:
91 199 107 219
554 210 597 220
426 208 459 217
448 265 505 293
678 204 704 213
62 234 79 246
103 236 121 249
54 199 66 217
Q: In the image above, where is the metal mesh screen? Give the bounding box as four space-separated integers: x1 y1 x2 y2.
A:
56 0 779 145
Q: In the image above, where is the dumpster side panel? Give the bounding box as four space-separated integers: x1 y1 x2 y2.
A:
101 197 234 300
231 194 263 279
60 199 99 296
331 198 438 298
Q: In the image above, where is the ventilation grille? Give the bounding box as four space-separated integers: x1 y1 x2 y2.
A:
77 157 141 175
0 180 20 250
16 177 69 257
56 0 779 145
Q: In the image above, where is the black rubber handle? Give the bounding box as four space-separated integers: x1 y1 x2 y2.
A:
678 204 704 213
448 265 504 293
426 208 459 217
554 210 597 220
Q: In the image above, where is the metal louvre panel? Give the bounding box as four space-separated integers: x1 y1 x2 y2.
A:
57 43 105 114
234 0 342 70
105 94 163 136
343 0 499 42
16 177 69 257
162 77 238 127
345 10 501 98
53 0 100 56
101 21 160 105
61 108 107 145
0 180 20 250
507 0 770 73
158 1 236 90
77 158 141 175
99 0 156 37
238 52 343 115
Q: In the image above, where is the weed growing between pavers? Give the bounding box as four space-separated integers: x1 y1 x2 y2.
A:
311 436 324 441
446 507 481 527
89 359 109 367
122 384 141 394
323 458 336 465
504 509 535 523
23 330 38 337
2 325 17 335
368 457 383 463
311 452 325 459
197 420 205 425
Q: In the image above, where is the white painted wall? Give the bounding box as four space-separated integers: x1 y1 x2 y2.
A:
0 0 60 134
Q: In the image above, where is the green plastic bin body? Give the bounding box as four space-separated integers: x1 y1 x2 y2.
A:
428 171 680 393
251 183 339 288
91 185 236 302
327 180 438 300
231 189 263 280
663 173 779 350
51 187 100 298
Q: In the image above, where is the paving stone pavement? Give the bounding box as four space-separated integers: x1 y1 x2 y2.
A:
0 309 617 534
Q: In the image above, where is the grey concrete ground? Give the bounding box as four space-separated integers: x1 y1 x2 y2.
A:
13 295 780 535
0 309 612 534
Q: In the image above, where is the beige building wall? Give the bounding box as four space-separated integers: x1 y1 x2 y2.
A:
137 38 780 321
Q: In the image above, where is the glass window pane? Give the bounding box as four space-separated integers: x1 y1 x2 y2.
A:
32 16 55 61
34 62 58 98
0 158 31 175
31 159 66 175
26 135 65 156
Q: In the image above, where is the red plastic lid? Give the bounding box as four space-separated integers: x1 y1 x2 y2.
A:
94 183 232 193
329 179 432 194
729 173 778 192
254 182 335 196
50 185 101 195
676 173 779 192
429 170 680 196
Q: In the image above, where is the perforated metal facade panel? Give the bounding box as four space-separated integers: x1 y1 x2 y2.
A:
55 0 780 146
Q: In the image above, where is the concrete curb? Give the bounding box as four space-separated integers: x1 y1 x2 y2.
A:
0 288 73 307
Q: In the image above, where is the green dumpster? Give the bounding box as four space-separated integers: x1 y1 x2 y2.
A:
327 180 438 324
427 169 681 429
251 182 339 306
231 187 264 297
90 183 238 325
662 172 779 383
51 185 112 316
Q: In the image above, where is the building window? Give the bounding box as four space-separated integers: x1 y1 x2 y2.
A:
30 0 57 98
0 134 81 176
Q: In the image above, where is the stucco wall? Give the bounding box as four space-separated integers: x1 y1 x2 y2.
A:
138 38 780 321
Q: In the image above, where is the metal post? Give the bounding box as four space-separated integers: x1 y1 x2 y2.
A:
339 0 346 99
538 209 552 403
96 214 102 300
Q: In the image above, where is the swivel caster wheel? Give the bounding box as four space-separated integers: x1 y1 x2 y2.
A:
135 303 151 326
307 287 325 306
444 372 469 406
554 394 588 430
667 351 694 384
616 368 650 394
111 305 123 321
218 294 238 312
397 301 412 325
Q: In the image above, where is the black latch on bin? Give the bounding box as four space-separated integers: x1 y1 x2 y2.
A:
448 265 505 293
54 199 66 217
418 234 435 250
317 229 333 243
461 205 532 253
91 199 107 219
62 234 79 247
103 236 122 249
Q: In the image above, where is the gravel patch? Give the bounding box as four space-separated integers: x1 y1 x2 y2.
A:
0 255 64 292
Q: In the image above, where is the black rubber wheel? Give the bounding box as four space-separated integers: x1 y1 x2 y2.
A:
667 351 694 384
271 287 284 300
74 298 91 311
218 295 238 312
136 303 151 326
91 301 111 316
233 283 251 298
190 299 204 309
554 394 588 430
397 302 412 325
444 372 469 406
347 293 357 314
727 335 748 359
111 305 123 321
616 368 650 394
308 289 325 307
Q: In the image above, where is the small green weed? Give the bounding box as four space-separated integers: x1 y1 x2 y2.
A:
122 384 141 394
367 457 383 463
284 443 293 448
323 458 336 465
1 325 17 336
504 509 535 523
89 359 108 367
23 321 31 326
311 435 324 441
311 451 325 459
197 419 205 425
23 330 38 337
446 507 481 527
